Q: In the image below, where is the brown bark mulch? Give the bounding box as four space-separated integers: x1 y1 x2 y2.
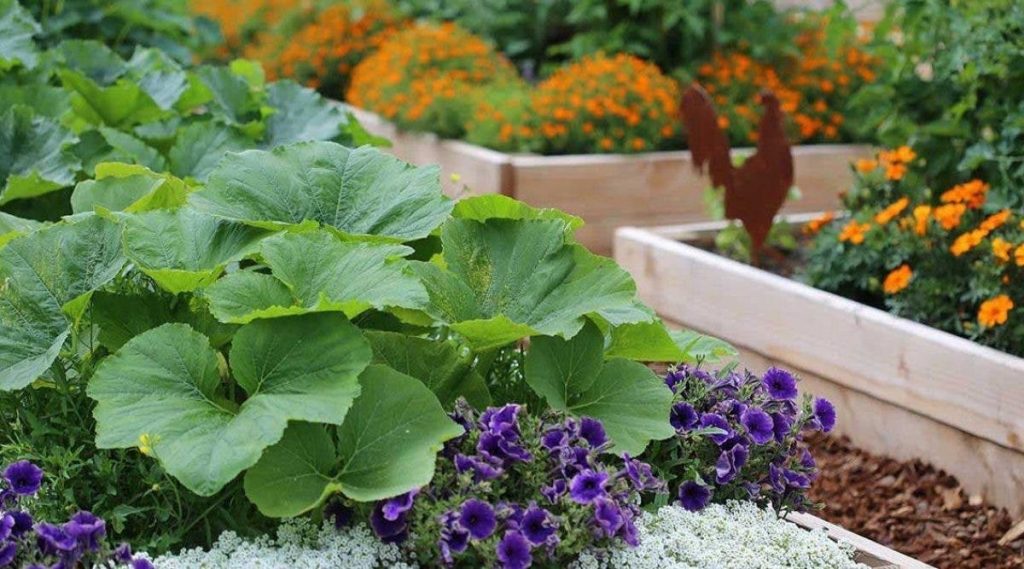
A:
807 434 1024 569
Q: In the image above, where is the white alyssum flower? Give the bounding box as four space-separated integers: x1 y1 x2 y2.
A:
144 502 868 569
572 502 870 569
146 519 416 569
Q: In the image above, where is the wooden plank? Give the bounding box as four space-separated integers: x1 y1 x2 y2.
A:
618 226 1024 516
787 512 936 569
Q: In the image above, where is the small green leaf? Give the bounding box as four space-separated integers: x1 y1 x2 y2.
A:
453 194 583 234
670 329 738 363
70 165 187 214
0 105 80 204
0 0 40 71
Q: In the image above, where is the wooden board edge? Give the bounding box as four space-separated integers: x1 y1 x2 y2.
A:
787 512 937 569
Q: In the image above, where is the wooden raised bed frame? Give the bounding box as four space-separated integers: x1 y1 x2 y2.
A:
351 108 872 255
789 512 935 569
614 217 1024 518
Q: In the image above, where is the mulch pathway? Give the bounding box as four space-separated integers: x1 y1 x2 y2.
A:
807 434 1024 568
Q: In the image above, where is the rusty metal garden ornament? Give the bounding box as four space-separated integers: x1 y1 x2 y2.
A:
681 84 794 265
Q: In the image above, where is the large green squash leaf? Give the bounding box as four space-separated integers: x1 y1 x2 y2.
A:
0 211 42 248
524 321 674 455
190 142 452 241
243 364 463 517
0 0 40 71
0 106 80 204
204 230 427 323
70 163 188 214
125 48 190 111
0 215 125 390
88 312 372 495
60 69 165 128
413 217 656 350
365 330 490 408
122 208 269 293
168 121 249 181
262 81 349 149
0 84 69 119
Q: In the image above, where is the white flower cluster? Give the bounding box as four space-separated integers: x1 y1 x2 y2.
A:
144 502 869 569
145 519 417 569
572 502 870 569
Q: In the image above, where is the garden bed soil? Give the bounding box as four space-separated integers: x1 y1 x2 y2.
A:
613 219 1024 517
809 434 1024 569
350 107 872 255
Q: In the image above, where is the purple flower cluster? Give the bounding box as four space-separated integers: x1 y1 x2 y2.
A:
660 365 835 512
0 460 150 568
363 403 665 568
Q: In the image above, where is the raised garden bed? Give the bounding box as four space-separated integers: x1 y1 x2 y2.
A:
787 511 934 569
352 108 872 255
613 216 1024 518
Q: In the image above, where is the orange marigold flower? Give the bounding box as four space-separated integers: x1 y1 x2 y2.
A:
978 295 1013 328
883 264 912 294
912 205 931 235
838 221 871 245
992 238 1013 263
980 209 1012 232
803 211 836 235
879 145 916 165
855 158 877 173
874 197 909 225
940 179 989 209
950 229 986 256
1015 243 1024 267
933 204 966 230
884 162 907 181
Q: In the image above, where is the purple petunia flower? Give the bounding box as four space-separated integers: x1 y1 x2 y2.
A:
0 542 15 567
698 413 733 445
35 522 77 556
677 480 712 511
113 543 134 564
496 531 532 569
132 558 155 569
670 402 698 431
541 428 569 451
540 479 566 504
784 469 812 489
593 499 624 537
664 367 687 391
459 499 497 540
369 502 408 543
800 448 816 470
0 514 12 542
620 454 663 492
813 398 837 432
381 490 418 521
714 444 749 484
619 516 640 547
323 501 354 529
519 504 556 546
9 511 31 538
762 368 798 400
740 407 774 445
569 470 608 504
3 461 43 496
455 454 503 482
439 527 470 564
578 417 607 448
64 510 106 551
770 412 792 443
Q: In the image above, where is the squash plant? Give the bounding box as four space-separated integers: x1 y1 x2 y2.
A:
0 140 726 519
0 0 379 216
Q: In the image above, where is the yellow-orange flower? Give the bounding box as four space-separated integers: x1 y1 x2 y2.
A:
950 229 986 256
874 197 909 225
940 179 989 209
838 221 871 245
803 211 836 235
980 209 1012 232
933 203 966 230
978 295 1013 328
912 205 931 235
1015 243 1024 267
992 238 1013 263
854 158 877 173
884 162 907 181
883 264 913 294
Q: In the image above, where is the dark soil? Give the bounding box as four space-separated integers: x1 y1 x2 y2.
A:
808 434 1024 569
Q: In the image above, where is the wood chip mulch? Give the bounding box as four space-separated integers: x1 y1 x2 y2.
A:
807 434 1024 568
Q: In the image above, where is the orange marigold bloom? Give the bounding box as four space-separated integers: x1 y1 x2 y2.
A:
950 229 986 256
940 179 989 209
855 158 877 173
883 264 913 294
933 204 966 230
1015 243 1024 267
978 295 1014 328
980 209 1012 232
884 162 907 181
838 221 871 245
874 197 909 225
912 205 931 235
803 211 836 235
879 145 916 165
992 238 1013 263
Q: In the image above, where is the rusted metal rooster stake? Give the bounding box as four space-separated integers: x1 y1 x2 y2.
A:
680 84 794 265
